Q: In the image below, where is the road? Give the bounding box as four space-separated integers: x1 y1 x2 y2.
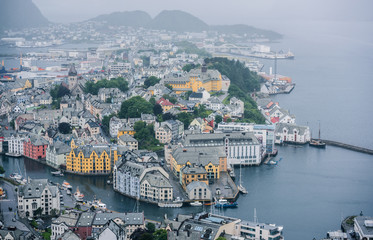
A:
0 180 29 231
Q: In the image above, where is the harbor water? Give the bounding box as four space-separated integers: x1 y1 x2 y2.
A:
1 20 373 239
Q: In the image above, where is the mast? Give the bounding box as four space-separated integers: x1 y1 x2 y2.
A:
274 52 277 81
318 121 321 140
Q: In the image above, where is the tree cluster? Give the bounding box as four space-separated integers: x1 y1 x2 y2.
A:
50 84 70 109
133 121 163 151
119 96 153 118
84 77 129 95
144 76 161 88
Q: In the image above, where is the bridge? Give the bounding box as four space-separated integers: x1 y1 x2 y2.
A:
322 139 373 155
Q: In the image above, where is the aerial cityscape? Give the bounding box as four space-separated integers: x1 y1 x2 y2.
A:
0 0 372 240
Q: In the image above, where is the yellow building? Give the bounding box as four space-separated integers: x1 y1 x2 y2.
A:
180 165 209 191
65 144 125 175
117 126 135 138
163 68 222 94
170 147 227 180
10 79 32 92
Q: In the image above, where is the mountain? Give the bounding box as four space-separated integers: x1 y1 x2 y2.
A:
149 10 209 32
210 24 282 40
0 0 49 32
89 11 152 27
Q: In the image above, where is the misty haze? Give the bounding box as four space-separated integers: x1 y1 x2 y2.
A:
0 1 372 240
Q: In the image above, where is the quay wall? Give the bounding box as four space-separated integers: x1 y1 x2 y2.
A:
322 139 373 155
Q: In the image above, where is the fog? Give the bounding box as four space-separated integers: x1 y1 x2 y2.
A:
33 0 373 27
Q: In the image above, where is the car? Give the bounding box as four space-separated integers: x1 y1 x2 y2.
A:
12 218 16 222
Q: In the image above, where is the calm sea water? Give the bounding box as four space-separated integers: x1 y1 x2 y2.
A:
1 20 373 240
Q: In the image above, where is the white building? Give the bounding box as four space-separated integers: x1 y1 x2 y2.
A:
237 220 284 240
7 134 26 156
275 123 311 144
110 117 127 138
18 179 61 218
354 216 373 240
51 212 79 240
184 132 261 166
46 141 70 168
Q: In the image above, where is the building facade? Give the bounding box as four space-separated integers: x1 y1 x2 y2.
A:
23 134 49 160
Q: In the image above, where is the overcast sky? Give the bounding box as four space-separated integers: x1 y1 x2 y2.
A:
33 0 373 28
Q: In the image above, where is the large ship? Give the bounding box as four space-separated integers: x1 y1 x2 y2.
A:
214 199 238 208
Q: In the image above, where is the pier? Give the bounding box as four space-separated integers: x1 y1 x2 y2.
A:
322 139 373 155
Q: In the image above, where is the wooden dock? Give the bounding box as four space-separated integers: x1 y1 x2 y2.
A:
322 139 373 155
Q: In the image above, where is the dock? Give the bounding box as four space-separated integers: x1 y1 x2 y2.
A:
322 139 373 155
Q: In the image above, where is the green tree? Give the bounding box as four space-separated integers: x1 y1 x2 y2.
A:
119 96 153 118
10 119 15 129
0 165 5 174
144 76 161 88
139 233 154 240
162 94 177 104
153 229 167 240
50 84 70 100
216 237 227 240
215 115 222 124
226 118 232 123
153 104 163 116
84 77 129 95
33 207 43 217
133 121 162 151
162 112 175 121
177 112 193 129
102 114 116 131
146 222 156 233
165 84 173 90
182 63 200 72
58 122 72 134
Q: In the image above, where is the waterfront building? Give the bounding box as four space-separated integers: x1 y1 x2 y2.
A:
46 141 70 168
165 212 284 240
170 146 227 179
51 212 79 240
23 134 49 160
183 132 261 166
18 179 61 218
217 123 276 155
65 144 125 175
7 134 26 156
118 134 138 150
140 171 173 202
275 123 311 144
354 216 373 240
96 219 126 240
186 181 211 201
238 220 284 240
324 230 348 240
162 67 222 94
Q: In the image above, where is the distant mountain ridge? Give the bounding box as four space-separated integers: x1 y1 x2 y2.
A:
89 10 282 39
0 0 49 32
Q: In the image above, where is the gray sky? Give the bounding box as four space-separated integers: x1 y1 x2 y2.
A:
33 0 373 27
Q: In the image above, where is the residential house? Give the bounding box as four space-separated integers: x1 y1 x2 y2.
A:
75 212 95 240
85 120 100 135
51 212 79 240
140 171 173 202
206 97 224 111
97 219 126 240
117 125 135 138
18 179 60 217
118 134 138 151
46 141 70 168
186 181 211 201
156 97 175 113
155 125 172 144
109 117 127 138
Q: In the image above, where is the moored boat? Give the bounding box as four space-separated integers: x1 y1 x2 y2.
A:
74 187 84 202
190 201 203 207
158 202 183 208
62 181 73 190
309 139 326 148
51 170 64 176
214 199 238 208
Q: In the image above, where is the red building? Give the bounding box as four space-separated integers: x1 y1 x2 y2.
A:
23 134 49 160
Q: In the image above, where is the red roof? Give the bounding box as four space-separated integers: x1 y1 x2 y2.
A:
271 117 279 123
157 97 174 106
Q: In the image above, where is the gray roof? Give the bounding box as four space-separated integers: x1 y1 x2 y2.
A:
118 134 137 143
172 147 225 166
189 92 203 99
183 132 259 146
181 165 207 175
355 216 373 237
186 181 209 193
68 64 78 76
141 172 172 188
116 160 145 177
53 212 79 227
19 179 58 199
77 212 95 227
57 230 80 240
275 123 309 135
93 212 144 226
28 133 49 146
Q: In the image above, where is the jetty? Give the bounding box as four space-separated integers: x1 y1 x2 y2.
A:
322 139 373 155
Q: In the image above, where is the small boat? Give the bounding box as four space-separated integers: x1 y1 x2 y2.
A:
214 199 238 208
238 185 248 194
10 173 22 181
106 180 112 185
267 160 278 165
92 199 107 210
74 187 84 202
190 201 203 207
204 202 215 206
62 181 73 190
309 122 326 148
158 202 183 208
51 170 64 177
0 187 6 198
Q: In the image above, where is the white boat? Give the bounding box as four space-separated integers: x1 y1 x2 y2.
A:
92 199 107 210
10 173 22 181
62 181 73 190
74 187 84 202
190 201 203 207
238 185 248 194
158 202 183 208
51 170 64 177
268 160 278 165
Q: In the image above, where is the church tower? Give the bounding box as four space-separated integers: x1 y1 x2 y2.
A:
68 63 78 90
